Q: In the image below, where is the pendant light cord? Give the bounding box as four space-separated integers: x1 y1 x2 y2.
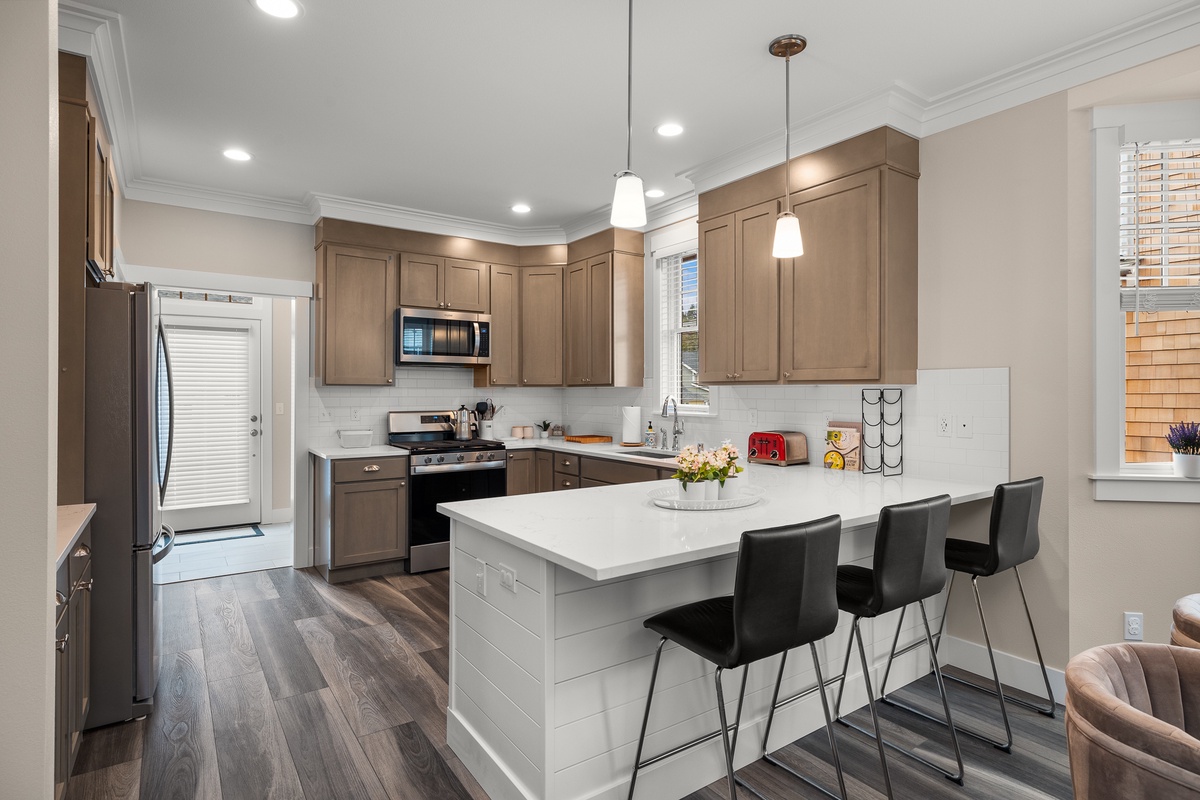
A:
783 51 791 202
626 0 633 173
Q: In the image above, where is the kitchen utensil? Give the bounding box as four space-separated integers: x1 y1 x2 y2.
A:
480 420 495 439
455 404 474 440
747 431 809 465
475 401 490 418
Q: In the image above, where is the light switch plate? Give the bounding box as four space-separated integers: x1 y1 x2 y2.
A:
955 415 974 439
275 402 284 415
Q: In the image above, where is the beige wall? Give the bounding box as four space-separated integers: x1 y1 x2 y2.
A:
919 94 1072 668
0 0 58 794
120 199 313 283
920 48 1200 671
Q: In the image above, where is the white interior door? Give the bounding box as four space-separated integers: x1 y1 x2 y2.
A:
161 316 262 531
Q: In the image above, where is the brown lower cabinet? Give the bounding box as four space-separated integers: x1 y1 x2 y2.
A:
535 451 554 492
55 526 92 799
314 455 409 582
506 450 673 494
506 451 536 495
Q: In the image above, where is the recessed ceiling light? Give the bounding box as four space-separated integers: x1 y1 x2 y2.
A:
511 203 531 213
645 188 665 198
655 122 684 137
223 148 252 162
253 0 302 19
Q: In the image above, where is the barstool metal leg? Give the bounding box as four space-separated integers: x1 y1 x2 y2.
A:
713 666 738 800
851 617 895 800
627 637 667 800
970 574 1015 751
833 621 857 720
917 599 965 784
811 642 849 800
1014 566 1058 717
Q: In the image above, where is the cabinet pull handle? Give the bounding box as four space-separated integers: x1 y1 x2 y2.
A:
363 464 381 472
78 579 94 593
734 373 741 379
387 378 393 384
73 544 90 558
726 373 733 379
562 480 572 487
783 371 791 379
399 480 406 487
55 591 67 607
56 634 69 653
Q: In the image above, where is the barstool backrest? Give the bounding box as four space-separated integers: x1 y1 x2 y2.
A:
871 495 952 615
990 476 1044 574
731 515 842 667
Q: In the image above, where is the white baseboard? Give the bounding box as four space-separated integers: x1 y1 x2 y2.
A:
260 508 293 525
939 635 1065 708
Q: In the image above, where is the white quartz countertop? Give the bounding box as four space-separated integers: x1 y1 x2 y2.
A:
57 503 97 569
500 437 685 468
309 444 409 459
438 465 995 581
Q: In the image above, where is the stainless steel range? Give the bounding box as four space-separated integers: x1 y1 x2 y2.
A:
387 410 506 573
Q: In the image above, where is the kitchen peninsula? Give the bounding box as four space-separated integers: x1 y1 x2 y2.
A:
438 466 994 800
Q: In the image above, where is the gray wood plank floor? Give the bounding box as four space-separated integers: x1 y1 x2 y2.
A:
70 567 1071 799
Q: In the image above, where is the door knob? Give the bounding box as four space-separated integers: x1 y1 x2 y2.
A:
250 414 258 422
250 429 259 437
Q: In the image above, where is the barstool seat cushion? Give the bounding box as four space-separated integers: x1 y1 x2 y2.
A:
1172 595 1200 649
944 538 995 577
835 565 878 617
645 597 737 669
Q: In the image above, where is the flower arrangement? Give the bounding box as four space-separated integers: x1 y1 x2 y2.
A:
1167 421 1200 455
671 441 744 490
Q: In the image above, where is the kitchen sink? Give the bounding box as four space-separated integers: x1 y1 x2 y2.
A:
623 449 680 460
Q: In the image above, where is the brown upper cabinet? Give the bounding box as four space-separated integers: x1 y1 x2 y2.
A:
475 264 520 387
400 253 490 312
519 266 565 386
564 229 644 387
698 126 918 385
316 244 398 385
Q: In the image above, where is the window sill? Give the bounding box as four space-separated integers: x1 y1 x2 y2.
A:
1090 473 1200 503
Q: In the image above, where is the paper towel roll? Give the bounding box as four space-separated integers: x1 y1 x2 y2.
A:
621 406 642 444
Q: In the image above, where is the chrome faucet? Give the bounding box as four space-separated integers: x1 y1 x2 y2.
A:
661 395 684 450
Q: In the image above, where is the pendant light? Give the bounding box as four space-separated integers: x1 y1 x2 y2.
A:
769 35 806 258
611 0 646 229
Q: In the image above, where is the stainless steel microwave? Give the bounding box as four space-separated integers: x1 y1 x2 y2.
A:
394 307 492 366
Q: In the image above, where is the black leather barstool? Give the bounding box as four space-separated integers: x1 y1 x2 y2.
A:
881 476 1055 753
832 494 963 800
627 516 846 800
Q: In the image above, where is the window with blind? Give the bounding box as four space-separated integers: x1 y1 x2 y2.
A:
161 323 253 510
658 248 713 414
1119 139 1200 465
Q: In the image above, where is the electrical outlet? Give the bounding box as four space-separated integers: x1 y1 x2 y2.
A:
748 408 759 427
275 402 284 415
474 558 487 596
1124 611 1144 641
351 408 361 422
937 413 951 438
318 408 332 422
498 563 517 593
955 415 974 439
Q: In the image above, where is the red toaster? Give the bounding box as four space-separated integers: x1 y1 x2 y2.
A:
747 431 809 466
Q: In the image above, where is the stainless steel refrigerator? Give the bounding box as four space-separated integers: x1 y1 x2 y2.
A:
84 282 175 728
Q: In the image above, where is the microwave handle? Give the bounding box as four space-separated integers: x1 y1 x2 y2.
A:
472 322 481 357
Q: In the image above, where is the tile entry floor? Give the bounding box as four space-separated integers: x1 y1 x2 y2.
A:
158 522 293 583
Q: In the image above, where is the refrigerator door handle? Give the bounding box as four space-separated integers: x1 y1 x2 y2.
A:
152 525 175 564
158 323 176 505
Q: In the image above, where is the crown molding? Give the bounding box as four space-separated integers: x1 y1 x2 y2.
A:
646 190 698 232
123 177 315 225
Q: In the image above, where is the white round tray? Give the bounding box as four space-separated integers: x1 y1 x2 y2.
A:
649 485 765 511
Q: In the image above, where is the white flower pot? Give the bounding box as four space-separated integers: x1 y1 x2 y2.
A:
700 480 719 502
1173 453 1200 479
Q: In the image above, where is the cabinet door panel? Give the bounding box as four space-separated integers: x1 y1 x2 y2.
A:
588 255 613 386
564 260 589 386
332 479 407 567
400 254 444 309
506 451 535 496
520 267 564 386
698 215 736 383
734 201 779 382
535 451 553 492
783 172 881 381
484 266 519 386
325 246 397 385
444 260 490 312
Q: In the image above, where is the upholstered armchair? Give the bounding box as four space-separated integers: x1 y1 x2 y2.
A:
1172 595 1200 649
1066 643 1200 799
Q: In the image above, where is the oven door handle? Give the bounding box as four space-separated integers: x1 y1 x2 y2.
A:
411 460 507 475
472 322 481 358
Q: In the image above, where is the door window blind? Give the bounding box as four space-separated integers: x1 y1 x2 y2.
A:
1119 140 1200 311
161 324 252 510
658 250 709 411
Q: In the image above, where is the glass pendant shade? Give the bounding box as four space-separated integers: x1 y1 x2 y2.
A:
772 211 804 258
610 171 647 229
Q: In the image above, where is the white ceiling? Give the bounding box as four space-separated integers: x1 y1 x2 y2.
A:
62 0 1200 243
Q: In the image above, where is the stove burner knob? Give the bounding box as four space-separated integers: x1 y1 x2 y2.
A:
770 449 780 461
423 456 432 464
436 455 445 463
456 454 465 462
487 453 496 460
748 447 758 458
475 453 484 461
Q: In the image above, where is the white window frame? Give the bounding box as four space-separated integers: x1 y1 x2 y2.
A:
1091 101 1200 502
654 238 718 417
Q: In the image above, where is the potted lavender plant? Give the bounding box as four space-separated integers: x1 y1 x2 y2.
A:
1167 421 1200 479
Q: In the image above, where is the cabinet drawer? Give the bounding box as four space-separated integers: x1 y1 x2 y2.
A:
581 457 659 485
333 457 408 483
552 454 581 475
553 469 580 490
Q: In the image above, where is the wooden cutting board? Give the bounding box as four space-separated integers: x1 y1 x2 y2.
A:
563 434 613 444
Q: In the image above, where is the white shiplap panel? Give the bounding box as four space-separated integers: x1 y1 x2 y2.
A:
455 653 545 766
454 583 544 681
456 617 544 721
456 525 547 593
452 549 544 636
454 689 542 797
